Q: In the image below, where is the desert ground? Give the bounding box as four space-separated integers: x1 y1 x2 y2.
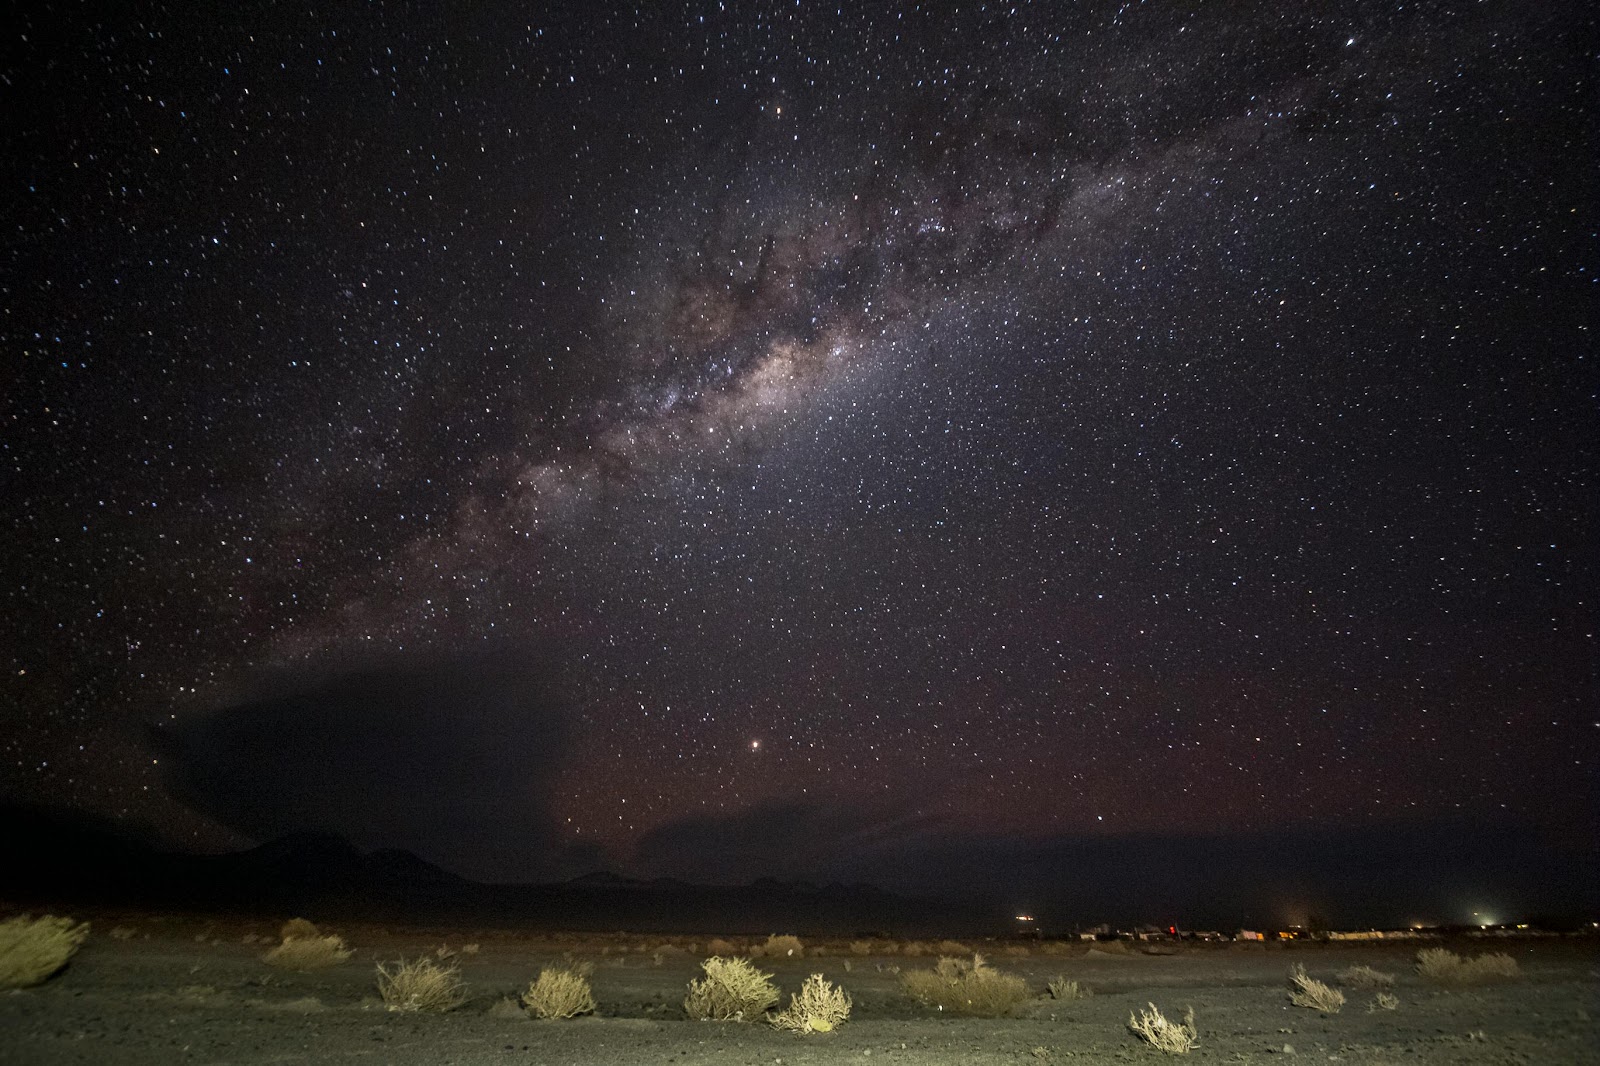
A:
1 914 1594 1065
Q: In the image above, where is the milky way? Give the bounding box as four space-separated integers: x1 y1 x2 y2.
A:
4 2 1594 916
271 62 1306 658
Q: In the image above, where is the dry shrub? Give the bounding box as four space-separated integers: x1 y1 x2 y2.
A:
376 956 468 1012
1414 947 1459 981
684 957 780 1021
109 926 139 941
900 954 1029 1017
769 973 852 1033
0 915 90 988
849 940 876 956
1047 977 1090 1001
1416 948 1521 985
1288 963 1344 1012
706 937 740 956
264 933 353 971
1369 991 1400 1011
1467 953 1521 980
901 940 930 956
1002 944 1031 957
279 917 321 941
1128 1002 1199 1054
758 934 805 958
522 967 596 1019
1338 964 1396 989
933 939 971 955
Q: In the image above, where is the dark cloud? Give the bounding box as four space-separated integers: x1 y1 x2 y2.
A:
632 800 1597 929
151 656 595 882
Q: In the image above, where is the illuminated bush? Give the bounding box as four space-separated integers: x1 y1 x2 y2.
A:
758 934 805 958
684 956 780 1021
1047 976 1090 1000
769 973 851 1033
1128 1002 1199 1054
1368 991 1400 1011
1288 963 1344 1012
376 955 468 1012
900 954 1029 1017
0 915 90 989
263 933 353 970
522 967 596 1019
1416 948 1521 984
279 917 321 941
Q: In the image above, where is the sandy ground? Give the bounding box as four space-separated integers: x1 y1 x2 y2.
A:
1 915 1594 1065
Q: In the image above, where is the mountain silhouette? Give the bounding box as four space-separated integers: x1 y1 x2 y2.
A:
0 803 996 935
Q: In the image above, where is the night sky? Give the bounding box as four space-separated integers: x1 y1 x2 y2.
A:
4 2 1595 926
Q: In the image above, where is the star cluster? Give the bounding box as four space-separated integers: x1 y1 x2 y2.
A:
3 2 1593 894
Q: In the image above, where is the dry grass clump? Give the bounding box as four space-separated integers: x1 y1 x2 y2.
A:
769 973 852 1033
756 934 805 958
279 917 321 941
1338 964 1396 989
522 967 596 1019
1415 947 1520 984
1288 963 1345 1012
375 956 468 1012
684 957 781 1021
263 933 354 971
933 939 971 955
0 915 91 988
901 954 1030 1017
1128 1002 1199 1054
1468 953 1520 979
1369 991 1400 1011
1047 976 1091 1001
1414 947 1458 980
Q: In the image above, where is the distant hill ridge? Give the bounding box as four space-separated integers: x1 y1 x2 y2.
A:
0 804 993 935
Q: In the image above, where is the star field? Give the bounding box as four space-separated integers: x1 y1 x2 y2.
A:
3 2 1594 903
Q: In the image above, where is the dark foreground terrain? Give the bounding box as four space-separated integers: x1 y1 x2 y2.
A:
1 915 1594 1065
